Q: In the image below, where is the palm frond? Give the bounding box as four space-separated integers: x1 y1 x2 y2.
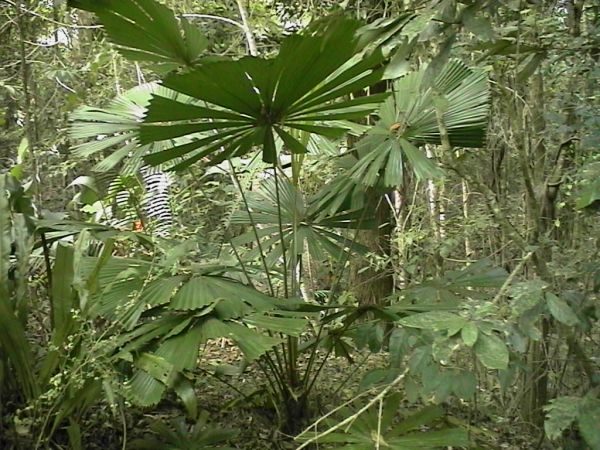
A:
342 59 489 190
230 177 374 267
68 0 207 72
139 16 389 168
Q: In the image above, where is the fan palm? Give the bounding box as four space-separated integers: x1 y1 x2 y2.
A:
77 254 309 410
135 15 389 168
230 176 376 269
68 0 207 72
315 59 489 213
69 83 174 174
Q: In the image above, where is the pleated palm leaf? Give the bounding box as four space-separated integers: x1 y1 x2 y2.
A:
230 177 376 269
139 16 389 169
79 255 309 408
69 83 176 175
297 395 469 449
352 59 489 186
314 59 489 214
68 0 207 72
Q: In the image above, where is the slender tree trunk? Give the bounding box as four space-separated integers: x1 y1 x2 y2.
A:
349 77 395 307
235 0 258 57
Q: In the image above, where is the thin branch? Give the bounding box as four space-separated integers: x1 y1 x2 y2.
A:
54 76 75 93
2 0 102 29
235 0 258 56
181 13 245 31
491 250 535 306
296 368 409 449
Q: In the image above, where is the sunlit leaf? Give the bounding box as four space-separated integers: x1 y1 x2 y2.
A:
474 332 509 370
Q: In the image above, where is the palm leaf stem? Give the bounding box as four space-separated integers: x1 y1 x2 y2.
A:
301 197 374 391
272 166 289 298
228 160 275 297
227 161 290 377
228 239 255 289
258 356 286 402
271 165 301 389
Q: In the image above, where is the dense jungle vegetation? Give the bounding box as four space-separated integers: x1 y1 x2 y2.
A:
1 0 599 448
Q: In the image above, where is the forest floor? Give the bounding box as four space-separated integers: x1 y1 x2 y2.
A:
120 342 543 450
0 340 547 449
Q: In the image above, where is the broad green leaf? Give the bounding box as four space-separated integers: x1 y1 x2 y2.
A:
474 332 509 370
576 177 600 210
128 368 166 406
39 243 80 384
69 83 171 174
388 428 469 447
51 243 76 336
138 17 387 167
509 280 546 317
134 353 178 386
338 59 489 191
141 276 183 306
173 377 197 419
243 313 307 337
518 306 544 341
359 368 398 391
169 275 274 314
444 259 508 288
200 319 283 362
155 327 204 371
544 396 580 440
546 293 579 326
231 176 373 266
399 138 444 180
393 405 444 434
461 322 478 347
0 177 38 400
452 371 477 399
399 311 467 332
354 322 386 352
579 396 600 449
68 0 207 70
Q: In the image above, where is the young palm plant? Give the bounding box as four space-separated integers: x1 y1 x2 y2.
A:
68 0 491 438
314 58 490 213
68 0 393 432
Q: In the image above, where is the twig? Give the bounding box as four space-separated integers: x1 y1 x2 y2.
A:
491 250 535 305
296 368 409 449
2 0 102 29
181 13 245 31
234 0 258 56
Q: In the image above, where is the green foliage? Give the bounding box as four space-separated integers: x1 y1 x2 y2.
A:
69 83 168 174
129 411 238 449
0 175 123 447
230 175 374 267
351 59 489 186
314 59 490 215
575 162 600 211
5 1 597 449
357 262 509 403
68 0 208 72
0 174 39 401
298 394 469 449
544 394 600 448
139 16 389 168
71 252 311 414
473 332 509 370
399 311 467 332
